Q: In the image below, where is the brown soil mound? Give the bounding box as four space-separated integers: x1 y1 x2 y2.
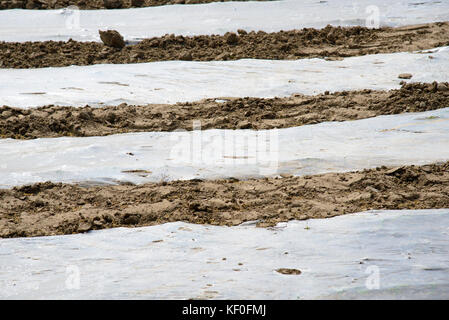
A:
1 82 448 139
1 162 448 238
1 22 448 69
0 0 261 10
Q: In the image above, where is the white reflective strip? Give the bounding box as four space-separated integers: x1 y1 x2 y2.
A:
1 209 448 299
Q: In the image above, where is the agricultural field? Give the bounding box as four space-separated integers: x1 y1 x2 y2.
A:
0 0 449 300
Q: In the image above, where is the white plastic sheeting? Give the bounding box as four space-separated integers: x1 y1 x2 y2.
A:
1 108 448 188
1 0 449 42
1 209 448 299
1 47 448 109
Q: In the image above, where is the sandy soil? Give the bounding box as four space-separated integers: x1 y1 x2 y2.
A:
1 161 448 238
1 82 448 139
0 0 261 10
1 23 448 69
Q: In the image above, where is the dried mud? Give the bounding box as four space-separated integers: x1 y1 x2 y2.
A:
0 0 261 10
1 23 449 69
1 82 448 139
1 162 448 238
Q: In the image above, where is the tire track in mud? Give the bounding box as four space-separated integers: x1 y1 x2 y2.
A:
1 22 448 69
1 161 448 238
1 82 448 139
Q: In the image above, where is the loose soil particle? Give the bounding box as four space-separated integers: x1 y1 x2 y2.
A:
276 268 302 275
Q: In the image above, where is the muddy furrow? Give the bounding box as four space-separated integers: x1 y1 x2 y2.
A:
1 161 448 238
1 82 448 139
1 22 448 69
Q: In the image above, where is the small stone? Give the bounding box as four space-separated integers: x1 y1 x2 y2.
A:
385 166 405 176
237 120 251 129
365 186 379 193
237 29 247 35
78 222 92 232
276 268 302 275
398 73 413 79
130 51 144 60
93 219 103 227
216 52 230 60
179 52 192 61
99 29 125 49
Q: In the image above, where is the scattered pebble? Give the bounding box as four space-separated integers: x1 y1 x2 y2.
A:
276 268 302 275
398 73 413 79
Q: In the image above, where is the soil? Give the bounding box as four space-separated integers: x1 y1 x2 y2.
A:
1 82 448 139
1 161 448 238
1 22 448 69
276 268 302 275
0 0 262 10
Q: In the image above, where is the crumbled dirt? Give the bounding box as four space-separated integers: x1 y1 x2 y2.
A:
1 82 448 139
1 162 448 238
0 0 262 10
1 22 448 69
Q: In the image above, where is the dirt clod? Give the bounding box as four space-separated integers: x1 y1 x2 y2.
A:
225 32 239 45
276 268 302 275
398 73 413 79
99 30 126 49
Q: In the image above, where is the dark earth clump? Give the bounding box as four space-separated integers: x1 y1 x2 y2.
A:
99 30 125 48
